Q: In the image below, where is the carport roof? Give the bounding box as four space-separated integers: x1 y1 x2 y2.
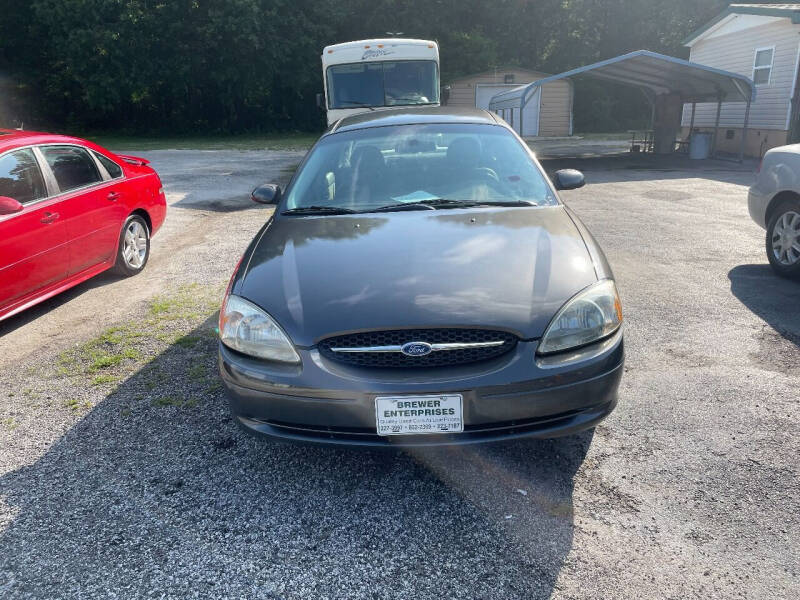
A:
488 50 754 111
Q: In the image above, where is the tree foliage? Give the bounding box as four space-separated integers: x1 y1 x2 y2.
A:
0 0 749 133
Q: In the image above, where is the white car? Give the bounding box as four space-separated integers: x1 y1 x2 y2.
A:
748 144 800 278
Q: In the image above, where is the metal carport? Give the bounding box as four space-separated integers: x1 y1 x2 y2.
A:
488 50 755 161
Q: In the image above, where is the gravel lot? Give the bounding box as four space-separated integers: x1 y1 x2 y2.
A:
0 150 798 599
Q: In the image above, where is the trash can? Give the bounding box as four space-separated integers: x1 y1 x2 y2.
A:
689 132 712 159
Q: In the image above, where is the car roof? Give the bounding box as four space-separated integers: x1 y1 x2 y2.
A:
0 129 99 153
327 107 505 135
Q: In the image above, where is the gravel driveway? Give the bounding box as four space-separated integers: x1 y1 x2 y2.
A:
0 150 798 599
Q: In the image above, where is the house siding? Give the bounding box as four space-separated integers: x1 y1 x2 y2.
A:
683 19 800 131
446 69 572 136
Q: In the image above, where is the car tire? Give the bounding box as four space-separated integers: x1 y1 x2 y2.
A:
766 199 800 279
113 214 150 277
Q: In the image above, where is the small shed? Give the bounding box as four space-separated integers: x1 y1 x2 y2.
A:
443 67 573 138
489 50 755 160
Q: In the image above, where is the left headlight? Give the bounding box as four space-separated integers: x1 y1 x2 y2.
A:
219 294 301 364
537 279 622 355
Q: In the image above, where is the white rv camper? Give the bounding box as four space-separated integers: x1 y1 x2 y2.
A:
321 39 440 125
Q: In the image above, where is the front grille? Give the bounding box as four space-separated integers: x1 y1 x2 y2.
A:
317 328 518 368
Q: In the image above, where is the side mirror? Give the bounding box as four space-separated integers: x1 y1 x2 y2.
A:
316 93 324 110
0 196 24 215
441 85 451 105
553 169 585 191
251 184 281 204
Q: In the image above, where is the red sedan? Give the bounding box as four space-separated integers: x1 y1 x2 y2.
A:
0 129 166 321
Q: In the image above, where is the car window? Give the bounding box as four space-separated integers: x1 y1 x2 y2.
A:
40 145 102 193
0 148 47 205
92 150 123 179
284 123 556 211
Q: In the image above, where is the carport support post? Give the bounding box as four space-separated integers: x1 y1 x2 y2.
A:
712 96 722 158
689 102 696 135
739 98 751 163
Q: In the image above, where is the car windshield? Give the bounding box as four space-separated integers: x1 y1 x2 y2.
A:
284 123 557 212
326 61 439 109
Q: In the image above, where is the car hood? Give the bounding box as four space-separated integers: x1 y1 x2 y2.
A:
238 206 598 346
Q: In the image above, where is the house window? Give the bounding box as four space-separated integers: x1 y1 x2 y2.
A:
753 47 774 85
504 74 515 84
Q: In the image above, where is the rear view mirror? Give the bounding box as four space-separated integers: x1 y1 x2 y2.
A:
316 93 324 110
553 169 585 191
251 184 282 204
0 196 24 215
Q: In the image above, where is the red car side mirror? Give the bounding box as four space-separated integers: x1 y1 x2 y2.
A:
0 196 23 216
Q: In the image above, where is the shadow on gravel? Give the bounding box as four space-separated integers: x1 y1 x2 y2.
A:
0 271 124 339
728 264 800 350
0 318 592 599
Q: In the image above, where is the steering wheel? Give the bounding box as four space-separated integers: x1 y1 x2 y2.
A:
475 167 500 183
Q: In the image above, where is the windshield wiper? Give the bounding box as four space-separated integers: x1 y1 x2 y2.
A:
368 199 479 212
282 205 357 215
366 199 540 213
389 97 436 104
338 101 376 110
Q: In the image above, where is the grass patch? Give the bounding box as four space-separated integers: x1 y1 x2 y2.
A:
86 132 319 152
54 284 223 409
152 395 197 409
187 364 207 381
89 353 123 371
91 374 119 386
2 417 17 430
59 323 143 377
63 398 82 411
147 284 220 324
58 284 220 381
175 335 203 349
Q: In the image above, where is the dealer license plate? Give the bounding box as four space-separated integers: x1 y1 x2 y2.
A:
375 394 463 436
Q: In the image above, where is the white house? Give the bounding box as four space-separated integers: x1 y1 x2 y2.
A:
683 3 800 157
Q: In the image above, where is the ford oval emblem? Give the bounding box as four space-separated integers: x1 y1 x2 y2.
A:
401 341 433 357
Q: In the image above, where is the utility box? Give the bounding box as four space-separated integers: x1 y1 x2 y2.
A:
689 132 712 159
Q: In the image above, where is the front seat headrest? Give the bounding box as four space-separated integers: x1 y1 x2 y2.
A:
446 137 481 169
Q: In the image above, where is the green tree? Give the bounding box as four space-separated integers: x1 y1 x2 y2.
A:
0 0 748 134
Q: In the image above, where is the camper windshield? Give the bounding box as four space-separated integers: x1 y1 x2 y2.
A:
326 60 439 109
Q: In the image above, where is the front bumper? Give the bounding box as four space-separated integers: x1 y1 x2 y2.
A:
748 185 771 230
219 330 624 447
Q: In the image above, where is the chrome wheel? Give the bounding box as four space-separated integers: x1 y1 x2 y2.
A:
122 220 148 269
771 210 800 266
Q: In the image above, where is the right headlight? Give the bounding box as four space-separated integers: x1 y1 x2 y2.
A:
219 294 301 364
537 279 622 355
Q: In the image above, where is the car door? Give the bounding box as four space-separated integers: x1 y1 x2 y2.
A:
0 148 69 312
38 145 125 275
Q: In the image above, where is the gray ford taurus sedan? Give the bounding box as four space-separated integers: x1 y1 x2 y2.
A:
218 107 624 446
